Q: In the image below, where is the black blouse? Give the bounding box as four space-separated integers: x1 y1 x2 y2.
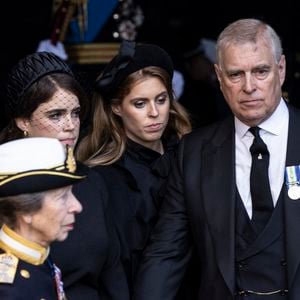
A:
93 136 179 293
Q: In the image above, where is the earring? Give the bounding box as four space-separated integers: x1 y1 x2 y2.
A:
23 130 28 137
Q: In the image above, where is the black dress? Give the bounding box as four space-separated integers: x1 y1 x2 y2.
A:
50 164 129 300
93 137 179 294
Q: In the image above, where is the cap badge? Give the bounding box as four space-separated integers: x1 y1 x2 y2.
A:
65 145 76 173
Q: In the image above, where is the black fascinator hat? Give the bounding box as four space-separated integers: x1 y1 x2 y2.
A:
95 40 174 100
6 51 74 118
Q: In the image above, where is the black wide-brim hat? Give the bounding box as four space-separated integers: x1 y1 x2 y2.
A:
6 51 74 118
95 40 174 100
0 137 86 197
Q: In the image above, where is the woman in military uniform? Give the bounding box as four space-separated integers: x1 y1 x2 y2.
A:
0 137 85 299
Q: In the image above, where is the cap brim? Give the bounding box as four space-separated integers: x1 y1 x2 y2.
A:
0 163 86 197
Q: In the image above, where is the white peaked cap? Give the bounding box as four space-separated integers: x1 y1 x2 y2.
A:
0 137 66 172
0 137 86 197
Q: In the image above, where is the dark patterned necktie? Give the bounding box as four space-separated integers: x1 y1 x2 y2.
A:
249 127 274 233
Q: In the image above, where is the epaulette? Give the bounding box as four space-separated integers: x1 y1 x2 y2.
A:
0 253 18 284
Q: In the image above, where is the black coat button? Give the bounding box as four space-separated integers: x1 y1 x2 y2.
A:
280 259 287 266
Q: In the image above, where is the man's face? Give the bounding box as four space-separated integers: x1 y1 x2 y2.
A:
214 39 286 127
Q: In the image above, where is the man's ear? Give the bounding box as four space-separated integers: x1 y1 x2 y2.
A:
15 118 29 132
278 55 286 86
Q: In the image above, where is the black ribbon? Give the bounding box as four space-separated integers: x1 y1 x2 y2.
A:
96 40 136 94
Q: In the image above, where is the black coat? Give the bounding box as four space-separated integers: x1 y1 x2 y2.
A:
93 137 179 294
134 104 300 300
51 165 129 300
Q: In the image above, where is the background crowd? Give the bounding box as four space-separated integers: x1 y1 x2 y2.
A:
0 0 299 129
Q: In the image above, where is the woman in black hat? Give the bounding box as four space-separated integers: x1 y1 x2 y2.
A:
0 52 129 300
76 40 192 295
0 137 84 299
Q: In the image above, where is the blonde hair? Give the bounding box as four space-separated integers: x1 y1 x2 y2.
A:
76 66 191 166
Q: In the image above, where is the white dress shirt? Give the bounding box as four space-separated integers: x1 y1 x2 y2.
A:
235 98 289 218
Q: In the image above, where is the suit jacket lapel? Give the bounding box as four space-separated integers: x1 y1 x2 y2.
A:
201 117 236 295
285 105 300 287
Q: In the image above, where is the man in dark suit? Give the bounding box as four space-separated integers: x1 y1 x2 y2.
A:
133 18 300 299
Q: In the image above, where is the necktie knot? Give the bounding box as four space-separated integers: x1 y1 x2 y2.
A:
249 127 268 156
249 126 260 138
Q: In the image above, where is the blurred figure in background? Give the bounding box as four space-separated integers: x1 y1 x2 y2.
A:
179 37 231 128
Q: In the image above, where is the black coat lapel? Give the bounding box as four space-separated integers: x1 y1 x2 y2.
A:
284 104 300 287
201 117 236 295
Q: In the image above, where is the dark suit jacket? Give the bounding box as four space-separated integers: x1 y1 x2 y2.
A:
134 103 300 300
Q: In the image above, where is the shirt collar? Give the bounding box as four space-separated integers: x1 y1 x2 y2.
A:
235 98 288 139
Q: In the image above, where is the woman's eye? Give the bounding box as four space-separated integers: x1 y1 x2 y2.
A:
71 108 81 118
48 112 62 120
157 97 167 104
134 101 145 108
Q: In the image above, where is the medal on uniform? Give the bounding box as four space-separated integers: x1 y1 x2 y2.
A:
53 263 66 300
287 185 300 200
47 257 66 300
285 165 300 200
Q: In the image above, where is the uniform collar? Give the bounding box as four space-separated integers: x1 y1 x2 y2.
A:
0 224 49 265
